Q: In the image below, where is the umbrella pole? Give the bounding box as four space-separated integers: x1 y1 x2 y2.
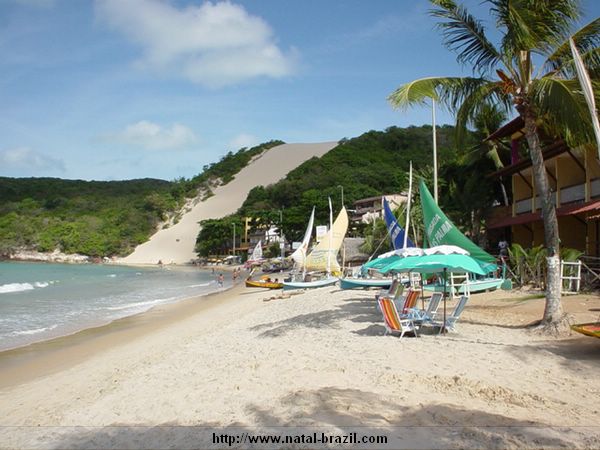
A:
420 276 425 310
442 268 447 334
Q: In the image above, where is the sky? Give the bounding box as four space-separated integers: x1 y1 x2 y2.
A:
1 0 598 181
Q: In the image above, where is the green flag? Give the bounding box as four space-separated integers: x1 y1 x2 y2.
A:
419 180 496 263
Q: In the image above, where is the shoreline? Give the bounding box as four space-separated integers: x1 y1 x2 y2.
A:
0 280 248 389
0 260 248 353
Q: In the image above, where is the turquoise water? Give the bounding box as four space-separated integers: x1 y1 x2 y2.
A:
0 262 227 351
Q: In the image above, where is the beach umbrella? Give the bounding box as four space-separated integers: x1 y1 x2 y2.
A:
362 247 424 270
378 253 486 275
378 253 486 334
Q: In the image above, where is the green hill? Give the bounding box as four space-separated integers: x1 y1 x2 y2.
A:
0 140 283 258
196 124 501 256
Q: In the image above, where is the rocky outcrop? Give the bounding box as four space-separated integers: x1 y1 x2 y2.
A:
7 249 91 264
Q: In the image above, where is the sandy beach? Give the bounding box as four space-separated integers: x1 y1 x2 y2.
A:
1 282 599 449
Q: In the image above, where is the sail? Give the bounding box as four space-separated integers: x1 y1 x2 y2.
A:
291 207 315 267
570 38 600 157
248 240 263 262
383 197 414 249
304 206 348 274
419 180 496 263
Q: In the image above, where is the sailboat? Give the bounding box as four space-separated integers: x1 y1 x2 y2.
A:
244 240 265 268
419 181 506 294
283 201 348 290
341 163 417 290
339 197 414 289
290 206 315 277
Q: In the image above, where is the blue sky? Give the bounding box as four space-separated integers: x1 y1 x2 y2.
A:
1 0 598 181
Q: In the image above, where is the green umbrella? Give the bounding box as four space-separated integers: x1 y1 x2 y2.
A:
378 254 487 275
378 253 486 334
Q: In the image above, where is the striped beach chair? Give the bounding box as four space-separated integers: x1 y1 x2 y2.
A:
378 297 418 339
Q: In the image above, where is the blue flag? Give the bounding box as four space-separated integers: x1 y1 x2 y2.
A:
383 197 414 249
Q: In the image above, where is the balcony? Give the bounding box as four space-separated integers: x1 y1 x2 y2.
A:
560 183 585 204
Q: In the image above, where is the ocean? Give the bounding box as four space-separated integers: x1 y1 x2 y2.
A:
0 261 228 351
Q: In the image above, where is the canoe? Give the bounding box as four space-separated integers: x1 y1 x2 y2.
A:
339 278 393 290
571 322 600 339
423 277 504 294
282 277 338 291
245 279 283 289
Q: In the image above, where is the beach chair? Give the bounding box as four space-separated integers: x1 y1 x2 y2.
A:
378 297 418 339
375 278 402 301
430 295 469 333
409 292 442 324
394 289 419 316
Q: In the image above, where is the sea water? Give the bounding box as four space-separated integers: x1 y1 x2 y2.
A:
0 261 228 351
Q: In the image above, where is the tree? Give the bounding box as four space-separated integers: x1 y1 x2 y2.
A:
388 0 600 330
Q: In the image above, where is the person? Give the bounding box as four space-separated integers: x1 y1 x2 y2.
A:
498 239 509 257
217 273 224 288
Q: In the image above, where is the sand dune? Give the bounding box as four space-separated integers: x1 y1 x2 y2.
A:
121 142 337 265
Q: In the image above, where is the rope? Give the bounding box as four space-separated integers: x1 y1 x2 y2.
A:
366 234 389 262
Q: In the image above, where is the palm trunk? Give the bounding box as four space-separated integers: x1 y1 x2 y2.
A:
520 108 563 324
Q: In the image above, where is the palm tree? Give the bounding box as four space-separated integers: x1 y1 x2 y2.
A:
389 0 599 329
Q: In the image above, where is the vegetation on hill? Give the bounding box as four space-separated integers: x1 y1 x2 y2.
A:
0 140 283 258
196 125 503 256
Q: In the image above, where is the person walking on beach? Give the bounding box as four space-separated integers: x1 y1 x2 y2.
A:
217 273 224 288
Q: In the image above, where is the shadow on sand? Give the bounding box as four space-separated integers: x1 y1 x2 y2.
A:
40 387 599 449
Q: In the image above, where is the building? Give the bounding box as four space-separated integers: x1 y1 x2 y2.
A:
486 117 600 256
351 194 407 224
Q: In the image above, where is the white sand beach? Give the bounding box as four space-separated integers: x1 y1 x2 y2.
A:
121 142 337 265
1 284 599 449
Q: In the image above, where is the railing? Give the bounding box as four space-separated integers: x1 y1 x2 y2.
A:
515 198 532 214
591 178 600 198
560 183 585 204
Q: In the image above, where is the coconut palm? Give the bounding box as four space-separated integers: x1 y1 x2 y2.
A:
389 0 599 329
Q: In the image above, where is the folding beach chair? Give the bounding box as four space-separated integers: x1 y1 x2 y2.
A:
409 292 442 324
378 297 418 339
394 289 419 316
431 295 469 333
375 278 402 302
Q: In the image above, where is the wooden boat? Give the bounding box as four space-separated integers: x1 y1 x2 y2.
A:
282 276 338 291
571 322 600 339
284 204 348 291
339 277 393 290
245 277 283 289
423 277 503 294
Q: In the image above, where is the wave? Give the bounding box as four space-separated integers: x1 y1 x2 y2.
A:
189 282 212 287
105 297 177 312
0 283 35 294
0 281 56 294
10 324 58 336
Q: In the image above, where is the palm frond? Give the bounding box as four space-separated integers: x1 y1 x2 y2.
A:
429 0 500 73
454 82 512 146
388 76 492 111
531 76 599 147
489 0 580 57
544 18 600 77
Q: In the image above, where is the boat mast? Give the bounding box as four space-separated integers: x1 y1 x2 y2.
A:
327 197 333 276
404 161 413 249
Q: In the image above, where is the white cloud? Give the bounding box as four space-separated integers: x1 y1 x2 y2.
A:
229 133 258 150
0 147 65 172
105 120 198 150
96 0 297 87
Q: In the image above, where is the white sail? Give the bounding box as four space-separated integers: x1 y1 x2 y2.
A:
249 240 263 262
570 38 600 156
304 206 348 274
291 207 315 267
